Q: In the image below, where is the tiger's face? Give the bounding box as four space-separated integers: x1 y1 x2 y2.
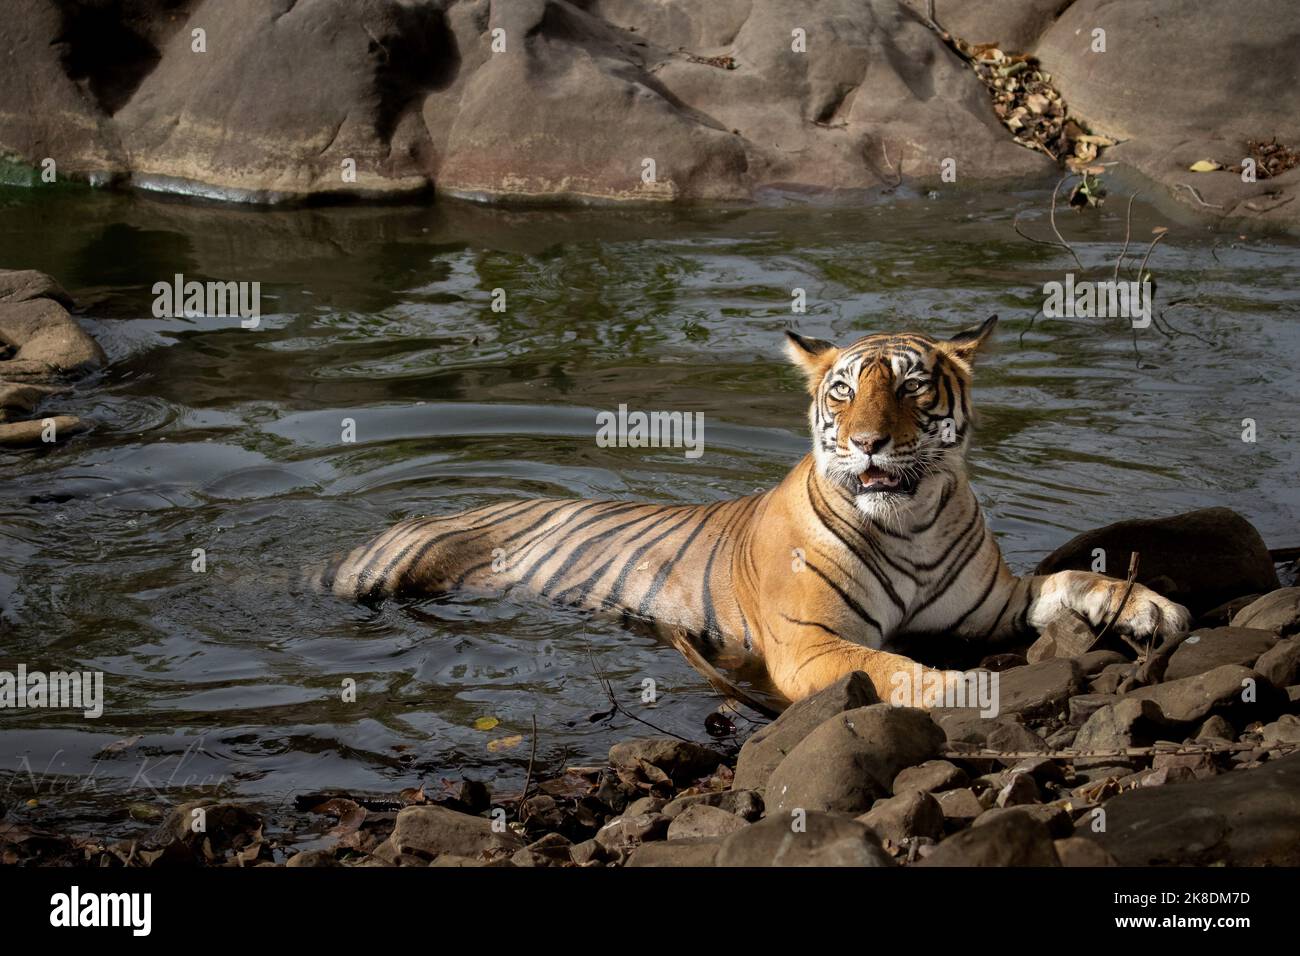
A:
785 317 997 518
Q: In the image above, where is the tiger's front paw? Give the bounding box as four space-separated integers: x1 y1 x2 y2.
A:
1100 581 1191 643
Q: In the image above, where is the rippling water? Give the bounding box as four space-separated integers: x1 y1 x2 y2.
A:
1 184 1297 835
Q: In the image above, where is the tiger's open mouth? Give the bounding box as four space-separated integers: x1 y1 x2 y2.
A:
855 465 918 496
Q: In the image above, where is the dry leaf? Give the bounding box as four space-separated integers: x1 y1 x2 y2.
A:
1188 159 1222 172
487 734 524 752
472 716 500 731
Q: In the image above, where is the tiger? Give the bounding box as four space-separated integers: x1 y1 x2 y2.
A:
319 316 1191 707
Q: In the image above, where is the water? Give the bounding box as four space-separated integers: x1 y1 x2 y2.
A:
1 183 1297 836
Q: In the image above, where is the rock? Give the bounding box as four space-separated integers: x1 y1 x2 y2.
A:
1199 594 1264 628
935 788 984 827
0 269 74 307
1116 765 1197 789
569 839 606 866
0 382 63 422
1075 650 1129 676
977 652 1028 672
1194 715 1236 741
666 804 749 840
892 759 968 794
1026 610 1096 663
919 813 1059 866
624 796 668 817
0 415 89 447
608 737 725 786
1053 836 1118 867
975 803 1072 839
457 779 492 815
1089 663 1135 695
904 0 1073 50
519 794 564 831
1076 752 1300 865
1007 756 1065 787
1034 509 1280 617
1124 665 1285 725
995 658 1084 719
715 812 893 867
764 705 944 815
513 832 573 867
1260 715 1300 746
390 804 523 861
995 771 1040 807
1163 627 1278 681
0 288 105 381
732 671 878 791
1073 698 1172 756
1035 1 1300 227
593 813 670 854
626 837 723 867
1255 638 1300 690
1069 693 1120 727
1232 589 1300 638
663 789 763 821
0 0 1049 204
932 709 1047 752
285 848 339 867
856 790 944 846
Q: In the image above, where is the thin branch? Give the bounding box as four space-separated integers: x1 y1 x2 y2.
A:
1175 182 1224 210
1112 192 1138 283
1095 551 1139 646
1050 174 1085 271
1133 229 1166 284
585 644 695 741
518 713 538 817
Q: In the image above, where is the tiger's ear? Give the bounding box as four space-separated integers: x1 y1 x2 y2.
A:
940 315 997 369
784 331 840 394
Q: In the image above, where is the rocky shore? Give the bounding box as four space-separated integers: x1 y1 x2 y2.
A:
6 508 1296 868
0 270 104 447
2 1 1297 226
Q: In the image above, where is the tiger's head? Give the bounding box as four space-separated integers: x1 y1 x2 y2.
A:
785 316 997 518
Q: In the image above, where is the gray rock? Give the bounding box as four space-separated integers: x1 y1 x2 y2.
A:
733 671 878 791
1053 836 1118 867
390 805 523 862
1033 508 1280 617
1231 588 1300 638
663 789 763 821
1254 637 1300 690
995 658 1085 719
569 839 607 866
996 771 1040 807
624 796 668 817
1124 664 1285 725
0 276 105 381
608 737 725 786
1076 752 1300 865
1163 627 1278 681
932 709 1048 753
593 812 670 854
975 803 1072 839
1026 610 1096 663
1073 698 1172 757
903 0 1073 50
856 790 944 846
1260 715 1300 746
626 837 722 867
1075 650 1129 677
919 813 1060 866
892 759 968 794
716 812 893 867
1200 594 1265 628
1194 715 1236 741
1069 693 1120 727
666 804 749 840
765 705 944 815
1035 1 1300 227
935 788 984 827
1089 662 1136 695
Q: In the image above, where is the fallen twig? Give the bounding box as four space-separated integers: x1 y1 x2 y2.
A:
1112 192 1138 284
1095 551 1139 648
1050 174 1085 271
518 712 538 816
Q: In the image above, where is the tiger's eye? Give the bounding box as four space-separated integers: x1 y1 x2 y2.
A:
828 382 853 401
902 378 926 394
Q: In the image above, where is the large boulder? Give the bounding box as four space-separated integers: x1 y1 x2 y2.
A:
919 812 1060 866
1034 509 1280 617
0 0 1050 203
1077 752 1300 865
389 804 523 861
1034 0 1300 227
1162 627 1278 682
715 811 893 866
764 705 945 815
733 671 878 791
1231 589 1300 639
1123 665 1286 726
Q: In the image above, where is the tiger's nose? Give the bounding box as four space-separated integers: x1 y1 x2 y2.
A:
852 433 889 455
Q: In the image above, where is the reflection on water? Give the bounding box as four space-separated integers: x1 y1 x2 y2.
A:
1 184 1297 835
